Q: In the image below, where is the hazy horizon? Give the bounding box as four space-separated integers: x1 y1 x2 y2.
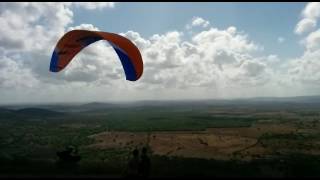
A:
2 94 320 106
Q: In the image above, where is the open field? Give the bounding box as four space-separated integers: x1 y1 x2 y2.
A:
87 119 320 161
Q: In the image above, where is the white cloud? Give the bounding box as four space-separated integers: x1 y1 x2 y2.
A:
302 2 320 19
0 2 115 53
68 24 100 31
191 17 210 27
295 18 316 34
295 2 320 34
265 54 280 64
0 54 39 89
0 2 73 53
241 60 266 77
192 27 261 53
118 25 270 93
227 60 271 87
186 17 210 29
284 2 320 92
0 2 122 103
0 8 276 102
303 28 320 51
285 51 320 86
120 31 151 50
262 2 320 98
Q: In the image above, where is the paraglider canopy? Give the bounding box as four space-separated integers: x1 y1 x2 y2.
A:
50 30 143 81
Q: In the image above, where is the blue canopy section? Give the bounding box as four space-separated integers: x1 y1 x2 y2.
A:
49 49 59 72
109 43 137 81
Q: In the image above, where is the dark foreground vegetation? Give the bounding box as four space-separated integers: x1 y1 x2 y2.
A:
1 153 320 177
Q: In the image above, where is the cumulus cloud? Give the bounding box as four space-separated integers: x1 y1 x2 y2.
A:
186 17 210 29
0 2 73 53
295 2 320 34
295 18 316 35
61 21 268 95
265 54 281 65
285 2 320 92
68 23 100 31
0 55 39 89
0 2 115 53
0 8 275 102
192 27 260 52
303 29 320 51
0 4 315 103
285 49 320 85
302 2 320 19
0 2 121 103
121 25 270 92
278 2 320 95
191 17 210 27
227 60 270 87
241 60 266 77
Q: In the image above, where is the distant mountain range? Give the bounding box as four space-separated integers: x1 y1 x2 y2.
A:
245 95 320 103
0 107 64 120
1 95 320 117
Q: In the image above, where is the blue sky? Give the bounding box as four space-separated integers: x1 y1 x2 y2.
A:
72 2 307 59
2 2 320 103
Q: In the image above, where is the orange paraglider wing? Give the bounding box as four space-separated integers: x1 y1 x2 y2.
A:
50 30 143 81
